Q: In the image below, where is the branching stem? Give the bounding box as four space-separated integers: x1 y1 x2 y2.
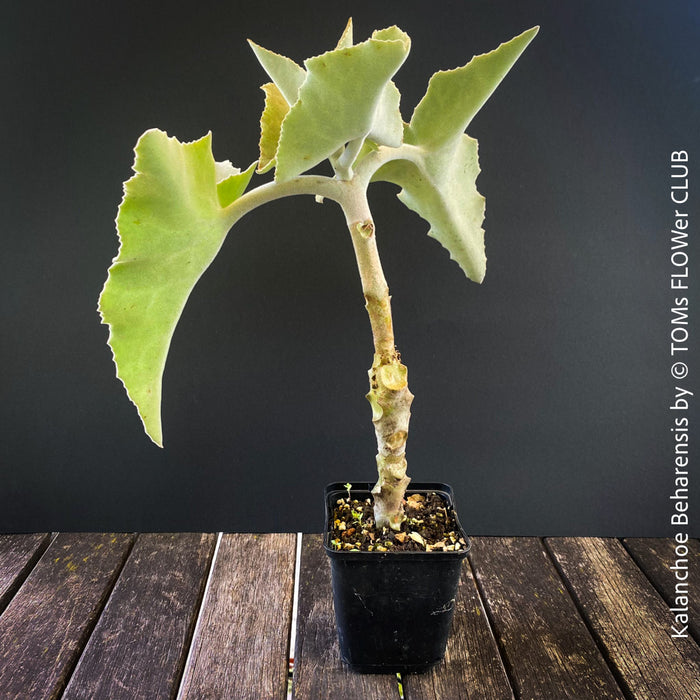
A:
223 164 414 530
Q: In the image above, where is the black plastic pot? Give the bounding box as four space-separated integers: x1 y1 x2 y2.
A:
323 482 470 674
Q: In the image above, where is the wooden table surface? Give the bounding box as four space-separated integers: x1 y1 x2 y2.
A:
0 534 698 699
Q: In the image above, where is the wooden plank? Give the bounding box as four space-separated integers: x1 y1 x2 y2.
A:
403 556 514 700
468 537 623 700
0 532 134 700
547 537 700 700
177 533 296 700
292 534 399 699
62 532 216 700
0 533 52 613
624 537 700 641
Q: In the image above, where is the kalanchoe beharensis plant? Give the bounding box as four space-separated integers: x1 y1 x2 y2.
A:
99 19 537 531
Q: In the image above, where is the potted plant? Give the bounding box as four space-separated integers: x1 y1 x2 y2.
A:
98 19 537 673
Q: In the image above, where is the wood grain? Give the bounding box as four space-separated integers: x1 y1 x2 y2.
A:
468 537 623 700
62 532 216 700
291 534 400 700
2 533 695 699
0 533 52 613
177 533 296 700
0 532 134 700
547 537 700 700
624 537 700 641
403 556 514 700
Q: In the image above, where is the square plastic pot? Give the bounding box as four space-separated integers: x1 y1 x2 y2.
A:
323 482 470 674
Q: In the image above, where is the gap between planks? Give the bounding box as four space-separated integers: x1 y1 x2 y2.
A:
469 536 624 700
175 532 224 700
546 537 700 700
177 533 298 700
287 532 303 700
0 533 137 699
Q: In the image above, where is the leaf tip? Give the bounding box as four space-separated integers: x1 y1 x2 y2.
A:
336 17 353 49
247 39 269 68
139 410 165 448
517 25 540 49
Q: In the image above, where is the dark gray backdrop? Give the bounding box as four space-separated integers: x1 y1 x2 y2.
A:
2 0 698 535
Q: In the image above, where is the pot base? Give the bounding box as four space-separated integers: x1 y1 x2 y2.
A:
340 658 441 675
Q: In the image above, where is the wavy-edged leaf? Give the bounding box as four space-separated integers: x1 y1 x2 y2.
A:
344 24 401 147
368 81 403 148
357 26 409 149
257 82 289 173
375 28 537 282
99 129 249 446
371 26 407 43
407 26 538 148
248 41 306 106
275 26 410 182
217 160 256 207
375 134 486 282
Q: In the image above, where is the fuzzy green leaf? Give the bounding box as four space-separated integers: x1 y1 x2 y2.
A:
248 41 306 106
257 82 289 173
375 134 485 281
99 129 248 446
368 81 403 148
407 26 538 148
274 26 410 182
376 28 537 282
217 160 256 207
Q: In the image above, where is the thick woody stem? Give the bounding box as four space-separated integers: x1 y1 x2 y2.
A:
344 193 413 531
229 175 414 530
366 353 414 530
223 168 419 530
